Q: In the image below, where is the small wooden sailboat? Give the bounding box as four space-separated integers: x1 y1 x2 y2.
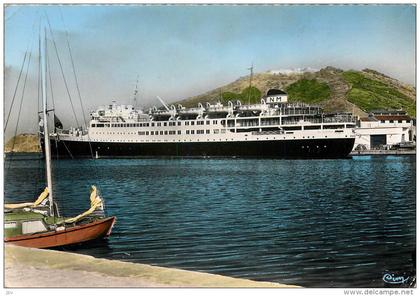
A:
4 186 116 248
4 27 115 249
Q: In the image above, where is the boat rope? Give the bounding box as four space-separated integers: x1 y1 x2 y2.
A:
5 7 21 22
4 51 29 132
36 23 43 194
46 37 61 162
62 140 74 159
4 12 40 131
59 9 95 160
54 137 60 160
47 49 60 161
5 15 39 132
7 49 33 170
46 42 56 110
59 10 85 128
58 8 100 190
37 31 42 120
45 14 80 128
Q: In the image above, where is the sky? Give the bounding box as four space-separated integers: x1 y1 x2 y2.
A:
4 4 416 139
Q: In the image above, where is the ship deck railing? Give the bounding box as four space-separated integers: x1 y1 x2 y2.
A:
151 110 172 115
206 107 231 112
56 128 88 137
282 110 321 116
229 117 354 127
237 104 268 110
251 130 284 135
57 129 70 134
180 107 205 112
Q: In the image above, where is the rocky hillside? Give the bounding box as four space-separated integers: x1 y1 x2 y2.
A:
4 134 41 153
176 66 415 117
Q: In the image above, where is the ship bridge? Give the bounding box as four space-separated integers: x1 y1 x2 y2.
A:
90 102 146 123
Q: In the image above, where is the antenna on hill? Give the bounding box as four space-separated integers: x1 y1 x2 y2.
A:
247 64 254 105
133 75 139 108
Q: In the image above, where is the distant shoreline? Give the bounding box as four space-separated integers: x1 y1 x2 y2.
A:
4 134 41 153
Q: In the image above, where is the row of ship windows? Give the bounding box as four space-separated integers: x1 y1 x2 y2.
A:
93 129 228 136
92 131 350 140
89 135 349 143
380 120 407 124
92 121 355 129
92 120 222 128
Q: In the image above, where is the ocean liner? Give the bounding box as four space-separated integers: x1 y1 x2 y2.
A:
46 89 356 158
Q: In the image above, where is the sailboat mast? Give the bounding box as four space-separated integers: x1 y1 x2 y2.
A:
41 28 54 217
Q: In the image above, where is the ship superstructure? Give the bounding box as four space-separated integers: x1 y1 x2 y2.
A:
49 89 356 158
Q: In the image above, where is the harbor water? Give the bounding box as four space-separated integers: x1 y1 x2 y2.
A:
4 155 416 287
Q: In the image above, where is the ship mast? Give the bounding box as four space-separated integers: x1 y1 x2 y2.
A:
41 28 54 217
133 75 139 108
247 64 253 105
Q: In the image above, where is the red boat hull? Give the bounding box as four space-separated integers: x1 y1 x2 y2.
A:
5 217 116 249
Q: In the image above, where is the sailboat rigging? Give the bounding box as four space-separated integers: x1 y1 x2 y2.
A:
4 23 116 248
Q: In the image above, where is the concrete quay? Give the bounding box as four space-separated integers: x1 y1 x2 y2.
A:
5 245 299 288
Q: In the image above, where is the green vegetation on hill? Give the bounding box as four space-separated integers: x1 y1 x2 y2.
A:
286 79 331 103
343 71 416 116
221 86 262 104
177 67 415 117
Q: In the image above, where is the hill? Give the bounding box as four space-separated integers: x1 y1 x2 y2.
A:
176 66 415 117
4 134 41 153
